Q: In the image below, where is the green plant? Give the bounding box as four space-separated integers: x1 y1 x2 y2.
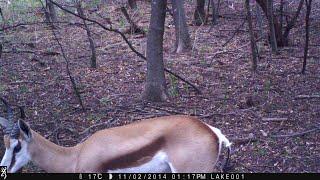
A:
258 148 267 156
0 84 7 93
264 79 271 92
183 83 190 93
88 113 103 123
99 97 110 106
168 74 179 97
19 85 29 93
119 17 126 28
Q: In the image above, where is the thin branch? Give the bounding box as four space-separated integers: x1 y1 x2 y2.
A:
78 119 115 136
44 8 85 110
271 127 320 138
0 21 87 32
282 0 304 40
10 81 44 85
120 6 145 35
76 1 97 68
262 117 288 122
2 49 60 56
48 0 201 94
295 94 320 99
222 15 247 47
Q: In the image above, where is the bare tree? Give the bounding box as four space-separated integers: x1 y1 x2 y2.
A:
0 7 6 26
76 1 97 68
256 0 304 47
266 0 278 53
193 0 206 26
256 0 282 46
172 0 191 53
46 0 57 22
48 0 201 94
245 0 258 71
210 0 218 25
0 7 4 59
255 1 263 38
282 0 304 45
142 0 168 102
41 1 85 110
279 0 284 35
120 6 144 34
302 0 312 74
128 0 137 9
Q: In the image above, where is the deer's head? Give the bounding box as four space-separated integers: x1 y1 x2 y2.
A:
0 98 32 173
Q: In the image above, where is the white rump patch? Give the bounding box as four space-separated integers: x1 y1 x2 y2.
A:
108 151 173 173
205 124 232 154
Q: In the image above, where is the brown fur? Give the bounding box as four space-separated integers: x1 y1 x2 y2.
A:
12 115 221 173
3 135 10 148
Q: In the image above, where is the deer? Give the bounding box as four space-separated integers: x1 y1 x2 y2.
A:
0 98 232 173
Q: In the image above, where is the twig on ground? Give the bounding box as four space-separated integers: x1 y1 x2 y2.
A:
295 95 320 99
200 112 237 118
10 81 44 85
271 127 320 138
262 117 288 122
2 49 60 56
231 137 260 145
78 119 115 136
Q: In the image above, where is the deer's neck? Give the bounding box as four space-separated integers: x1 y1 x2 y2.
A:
28 130 81 173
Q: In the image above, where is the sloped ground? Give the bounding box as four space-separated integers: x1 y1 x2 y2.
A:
0 1 319 173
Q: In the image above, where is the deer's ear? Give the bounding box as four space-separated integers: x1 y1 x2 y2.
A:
18 120 32 141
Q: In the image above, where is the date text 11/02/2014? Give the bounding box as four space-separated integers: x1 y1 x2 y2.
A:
111 173 245 180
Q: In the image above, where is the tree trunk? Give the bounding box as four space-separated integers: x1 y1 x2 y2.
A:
77 2 97 68
193 0 206 26
120 6 144 34
279 0 284 36
302 0 312 74
128 0 137 9
266 0 278 53
0 43 2 59
0 7 4 59
256 0 284 46
172 0 191 53
255 1 263 38
245 0 258 71
211 0 218 25
0 7 7 27
47 0 57 22
142 0 168 102
282 0 304 45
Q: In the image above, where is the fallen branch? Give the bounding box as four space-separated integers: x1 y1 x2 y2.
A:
10 81 44 85
144 104 182 115
295 95 320 99
79 119 115 136
262 117 288 122
0 21 86 32
200 112 237 118
271 127 320 138
2 49 60 56
231 137 259 145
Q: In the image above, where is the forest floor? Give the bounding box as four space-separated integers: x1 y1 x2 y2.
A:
0 1 319 173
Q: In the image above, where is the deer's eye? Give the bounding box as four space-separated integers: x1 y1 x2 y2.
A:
13 142 21 153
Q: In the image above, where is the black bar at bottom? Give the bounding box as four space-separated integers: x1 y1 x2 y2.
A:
3 173 319 180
